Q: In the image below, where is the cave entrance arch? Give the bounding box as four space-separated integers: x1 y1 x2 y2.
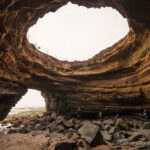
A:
9 89 45 116
27 2 129 61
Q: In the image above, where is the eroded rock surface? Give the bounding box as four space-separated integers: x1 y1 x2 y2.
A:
1 0 150 120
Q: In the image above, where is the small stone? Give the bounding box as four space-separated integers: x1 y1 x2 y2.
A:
103 119 115 126
103 124 111 130
109 127 115 134
41 141 50 149
101 130 112 141
18 127 28 134
56 125 65 133
63 123 74 129
92 120 102 127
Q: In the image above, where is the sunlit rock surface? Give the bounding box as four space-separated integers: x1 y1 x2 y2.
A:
0 0 150 120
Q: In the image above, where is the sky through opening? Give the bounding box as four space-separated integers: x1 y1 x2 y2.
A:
27 2 129 61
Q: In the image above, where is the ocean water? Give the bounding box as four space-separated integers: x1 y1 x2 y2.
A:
9 107 45 115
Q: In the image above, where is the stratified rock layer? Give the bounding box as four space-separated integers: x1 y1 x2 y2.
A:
0 0 150 120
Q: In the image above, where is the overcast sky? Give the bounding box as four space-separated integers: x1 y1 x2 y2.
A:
15 2 129 108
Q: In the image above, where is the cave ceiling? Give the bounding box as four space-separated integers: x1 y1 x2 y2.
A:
0 0 150 120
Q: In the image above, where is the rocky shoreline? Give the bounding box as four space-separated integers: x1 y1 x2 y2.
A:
0 114 150 150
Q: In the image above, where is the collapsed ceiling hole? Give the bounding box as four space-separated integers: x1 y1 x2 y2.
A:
9 89 45 115
27 2 129 61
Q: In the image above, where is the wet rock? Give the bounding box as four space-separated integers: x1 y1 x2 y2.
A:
78 121 103 146
115 118 129 131
41 141 50 149
143 122 150 129
100 130 112 141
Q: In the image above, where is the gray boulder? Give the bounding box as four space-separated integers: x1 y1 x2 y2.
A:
78 121 103 146
115 118 129 131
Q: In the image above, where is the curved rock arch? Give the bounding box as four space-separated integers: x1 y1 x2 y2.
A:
0 0 150 120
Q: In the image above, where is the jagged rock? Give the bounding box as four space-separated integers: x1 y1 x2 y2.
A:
49 116 64 132
100 130 112 141
78 121 103 146
67 128 75 138
1 0 150 121
55 125 65 133
113 131 126 140
103 124 112 130
115 119 129 131
103 119 115 126
127 134 142 141
41 141 50 149
143 122 150 129
92 121 102 127
49 132 78 150
77 139 88 149
109 127 115 134
63 123 74 129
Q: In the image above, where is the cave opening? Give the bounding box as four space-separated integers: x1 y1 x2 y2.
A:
9 89 45 116
27 2 129 61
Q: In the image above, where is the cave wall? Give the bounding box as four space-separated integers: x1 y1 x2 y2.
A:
0 0 150 120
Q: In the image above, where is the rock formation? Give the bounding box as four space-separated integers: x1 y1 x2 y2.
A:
0 0 150 120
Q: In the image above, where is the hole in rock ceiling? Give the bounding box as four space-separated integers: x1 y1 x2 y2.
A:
9 89 45 115
27 2 129 61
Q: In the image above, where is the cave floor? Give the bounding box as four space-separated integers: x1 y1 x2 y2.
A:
0 114 150 150
0 131 48 150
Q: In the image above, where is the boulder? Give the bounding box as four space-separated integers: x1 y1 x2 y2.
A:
78 121 103 146
115 119 129 131
49 116 64 132
143 122 150 129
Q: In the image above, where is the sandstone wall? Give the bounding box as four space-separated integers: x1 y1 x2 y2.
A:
0 0 150 120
